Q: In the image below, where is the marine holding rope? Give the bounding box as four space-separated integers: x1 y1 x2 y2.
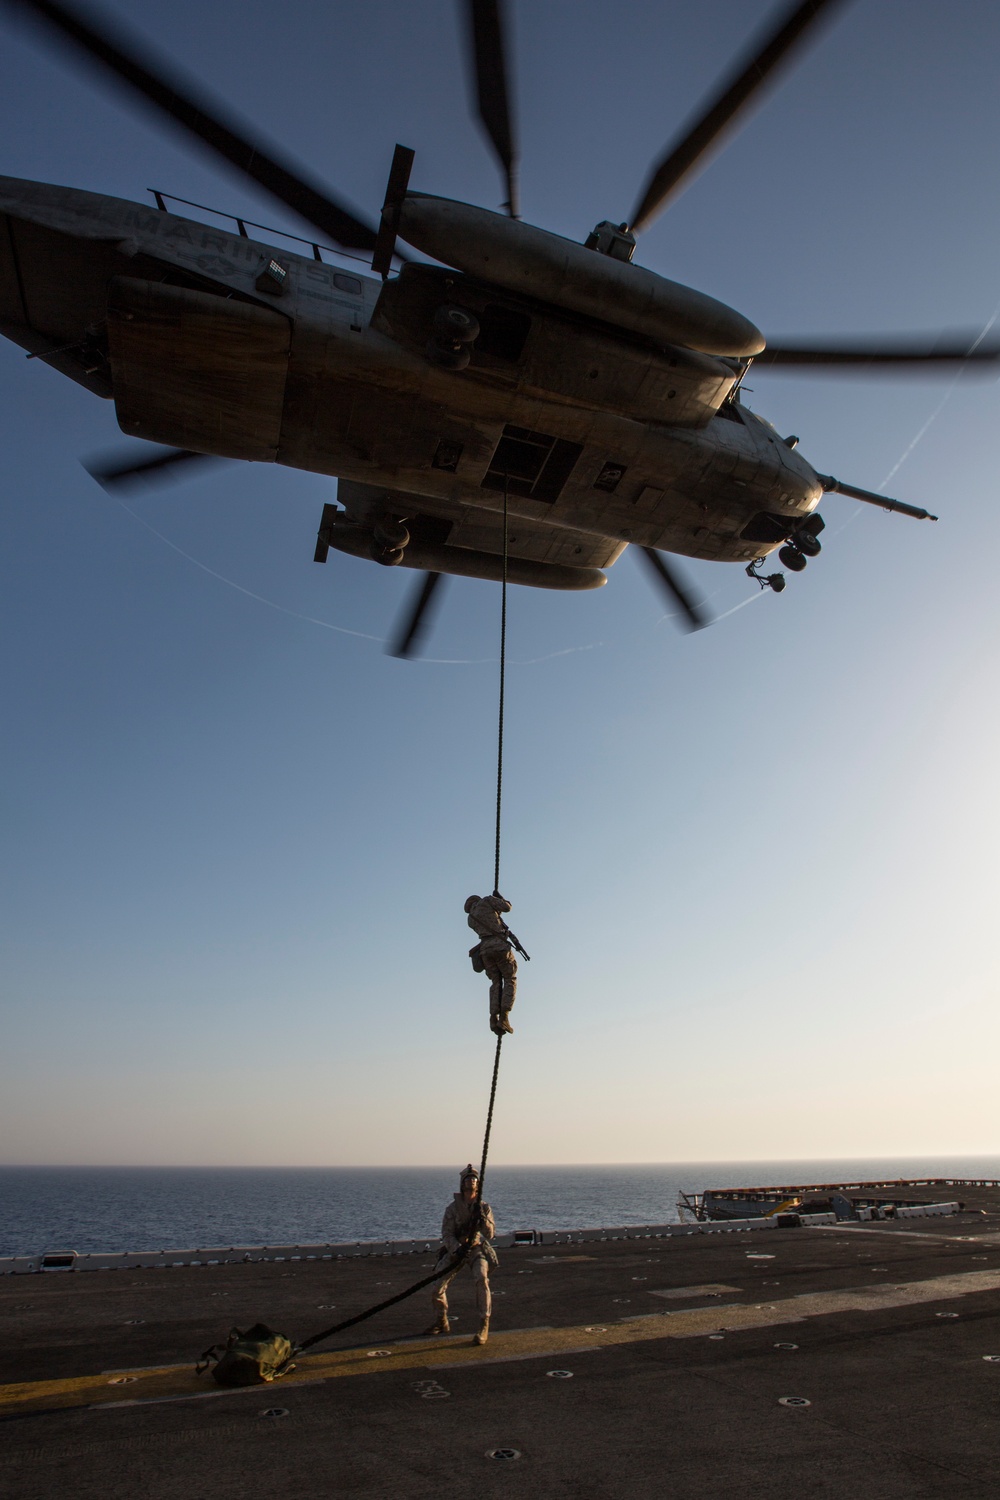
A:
466 891 516 1035
428 1163 496 1345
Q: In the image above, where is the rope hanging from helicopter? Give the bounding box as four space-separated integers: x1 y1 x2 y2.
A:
198 484 517 1380
493 481 509 895
477 473 512 1218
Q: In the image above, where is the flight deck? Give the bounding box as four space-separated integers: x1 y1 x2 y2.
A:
4 1184 1000 1497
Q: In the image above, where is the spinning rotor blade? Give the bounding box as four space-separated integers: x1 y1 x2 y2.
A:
465 0 519 218
85 446 218 491
755 336 1000 371
388 571 444 659
636 547 710 632
8 0 379 252
630 0 847 234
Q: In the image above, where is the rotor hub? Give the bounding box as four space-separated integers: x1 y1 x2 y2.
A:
584 221 636 262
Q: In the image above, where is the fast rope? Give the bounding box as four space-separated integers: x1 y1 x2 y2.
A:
478 478 509 1226
284 1029 503 1359
199 1028 504 1372
199 489 514 1380
493 479 509 893
300 491 511 1352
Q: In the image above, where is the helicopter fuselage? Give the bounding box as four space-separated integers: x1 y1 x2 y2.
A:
0 177 823 589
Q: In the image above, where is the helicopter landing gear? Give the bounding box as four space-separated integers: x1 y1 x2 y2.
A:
434 305 480 342
793 517 824 556
748 510 825 592
426 343 471 370
746 559 786 593
777 510 825 573
370 514 410 567
426 304 480 370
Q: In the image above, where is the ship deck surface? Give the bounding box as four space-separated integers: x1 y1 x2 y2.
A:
5 1186 1000 1498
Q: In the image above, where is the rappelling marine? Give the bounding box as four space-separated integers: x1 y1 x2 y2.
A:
466 891 518 1035
428 1163 496 1346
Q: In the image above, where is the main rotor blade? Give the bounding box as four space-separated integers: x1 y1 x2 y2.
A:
372 144 415 278
85 446 218 491
630 0 848 235
755 336 1000 371
388 571 444 658
636 547 710 632
465 0 519 218
8 0 379 252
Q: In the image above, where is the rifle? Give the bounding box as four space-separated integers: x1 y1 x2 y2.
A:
502 925 531 962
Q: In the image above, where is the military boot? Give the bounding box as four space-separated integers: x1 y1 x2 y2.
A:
473 1317 490 1346
425 1313 450 1336
500 1011 514 1034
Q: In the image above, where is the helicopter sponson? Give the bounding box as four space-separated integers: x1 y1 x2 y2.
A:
395 194 764 359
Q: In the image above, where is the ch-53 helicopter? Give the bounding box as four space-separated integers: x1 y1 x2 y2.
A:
2 0 996 655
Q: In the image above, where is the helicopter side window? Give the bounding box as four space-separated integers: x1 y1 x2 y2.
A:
482 425 582 503
333 272 363 295
717 401 744 423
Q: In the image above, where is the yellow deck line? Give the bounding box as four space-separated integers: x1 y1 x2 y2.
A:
4 1267 1000 1415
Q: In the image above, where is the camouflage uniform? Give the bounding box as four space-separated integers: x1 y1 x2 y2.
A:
466 893 517 1034
429 1167 496 1344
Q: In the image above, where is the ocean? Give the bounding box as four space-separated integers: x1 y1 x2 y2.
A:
3 1156 999 1256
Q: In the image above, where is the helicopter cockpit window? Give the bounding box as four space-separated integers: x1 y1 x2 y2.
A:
483 425 583 504
333 272 363 295
717 401 745 423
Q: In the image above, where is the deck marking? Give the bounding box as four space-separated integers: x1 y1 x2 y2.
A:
435 1346 602 1369
5 1267 1000 1415
97 1374 326 1410
649 1284 742 1299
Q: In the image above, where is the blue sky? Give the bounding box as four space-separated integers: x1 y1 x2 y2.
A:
3 0 1000 1166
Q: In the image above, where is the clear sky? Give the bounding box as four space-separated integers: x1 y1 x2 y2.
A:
3 0 1000 1167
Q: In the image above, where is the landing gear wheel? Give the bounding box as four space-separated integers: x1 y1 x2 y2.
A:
778 545 807 572
433 304 480 343
373 518 410 550
794 532 822 558
370 542 405 566
790 512 825 557
426 338 472 371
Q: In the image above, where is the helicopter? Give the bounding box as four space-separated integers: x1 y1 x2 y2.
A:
1 0 996 656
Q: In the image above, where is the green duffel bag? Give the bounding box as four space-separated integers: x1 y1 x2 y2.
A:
211 1323 294 1386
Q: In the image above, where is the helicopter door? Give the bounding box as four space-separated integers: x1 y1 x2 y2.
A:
106 276 290 461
